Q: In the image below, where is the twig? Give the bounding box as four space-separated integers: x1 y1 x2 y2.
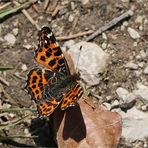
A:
84 99 96 109
52 5 60 17
0 2 11 10
22 8 40 30
57 30 93 41
0 76 9 86
13 1 40 30
49 0 58 12
71 16 79 33
86 10 134 41
32 4 41 14
14 72 26 80
44 0 50 11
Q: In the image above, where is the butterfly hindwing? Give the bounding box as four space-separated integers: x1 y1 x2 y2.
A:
61 82 83 110
37 98 63 117
27 68 62 116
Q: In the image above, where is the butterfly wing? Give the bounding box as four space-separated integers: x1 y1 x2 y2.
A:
26 68 50 102
35 27 70 75
37 97 62 117
26 68 63 117
60 82 83 110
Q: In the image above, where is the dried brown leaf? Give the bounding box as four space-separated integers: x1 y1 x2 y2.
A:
52 98 122 148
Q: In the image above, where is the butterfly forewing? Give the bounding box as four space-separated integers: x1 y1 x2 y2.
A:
35 27 70 75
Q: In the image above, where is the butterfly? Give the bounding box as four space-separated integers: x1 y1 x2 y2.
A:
26 27 83 117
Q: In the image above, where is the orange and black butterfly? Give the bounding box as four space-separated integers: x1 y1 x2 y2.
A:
26 27 83 117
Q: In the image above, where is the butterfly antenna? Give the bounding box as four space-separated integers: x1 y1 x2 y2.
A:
76 46 82 73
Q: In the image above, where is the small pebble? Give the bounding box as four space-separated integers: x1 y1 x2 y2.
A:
102 42 107 49
123 21 129 26
139 25 143 31
24 128 31 136
4 33 16 45
138 62 144 68
133 42 138 47
127 27 140 39
102 33 107 40
12 28 18 36
9 113 15 118
71 2 75 10
125 61 138 70
141 105 148 111
116 87 136 109
112 100 119 106
135 15 144 24
21 64 28 72
68 14 74 22
23 44 32 50
121 25 125 31
144 65 148 74
103 103 111 110
3 103 11 109
81 0 89 5
140 50 146 58
63 40 75 48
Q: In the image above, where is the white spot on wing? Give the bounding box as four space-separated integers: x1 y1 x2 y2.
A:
47 33 52 38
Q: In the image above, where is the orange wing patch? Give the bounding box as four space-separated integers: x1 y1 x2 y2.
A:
26 68 54 102
37 98 63 117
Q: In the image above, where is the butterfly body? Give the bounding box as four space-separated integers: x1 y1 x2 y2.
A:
26 27 83 117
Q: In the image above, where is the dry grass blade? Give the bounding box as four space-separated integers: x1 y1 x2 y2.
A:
0 76 9 86
0 135 37 141
0 2 11 10
0 66 13 71
0 114 31 130
0 0 37 19
0 107 35 113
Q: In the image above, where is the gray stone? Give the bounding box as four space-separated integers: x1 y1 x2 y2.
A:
63 40 75 48
133 83 148 102
119 107 148 142
116 87 136 109
68 41 109 85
